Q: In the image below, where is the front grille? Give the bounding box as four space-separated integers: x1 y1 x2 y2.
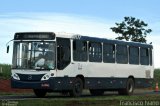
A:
17 74 45 81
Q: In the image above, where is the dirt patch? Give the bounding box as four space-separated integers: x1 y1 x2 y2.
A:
0 79 32 93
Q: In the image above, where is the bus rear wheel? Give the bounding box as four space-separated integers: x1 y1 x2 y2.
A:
33 89 47 98
69 78 83 97
90 89 104 96
118 78 134 95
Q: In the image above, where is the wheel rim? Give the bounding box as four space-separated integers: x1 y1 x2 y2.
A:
128 83 133 93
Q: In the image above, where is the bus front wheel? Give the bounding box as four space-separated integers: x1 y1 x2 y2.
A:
69 78 83 97
33 89 47 98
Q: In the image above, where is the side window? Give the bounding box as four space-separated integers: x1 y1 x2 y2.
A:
116 45 128 64
129 47 139 64
89 42 102 62
73 40 88 61
150 48 152 66
103 43 115 63
140 48 149 65
57 38 71 70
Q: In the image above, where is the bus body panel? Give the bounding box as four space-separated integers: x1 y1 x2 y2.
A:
10 32 154 92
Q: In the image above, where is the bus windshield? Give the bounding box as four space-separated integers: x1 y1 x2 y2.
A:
12 41 56 70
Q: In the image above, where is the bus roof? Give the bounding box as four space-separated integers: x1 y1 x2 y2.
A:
78 36 153 49
14 32 153 48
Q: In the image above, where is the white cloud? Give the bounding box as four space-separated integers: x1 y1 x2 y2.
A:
148 36 160 68
0 13 115 64
0 12 159 68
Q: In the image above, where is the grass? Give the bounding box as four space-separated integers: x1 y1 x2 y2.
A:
5 99 119 106
154 69 160 81
0 64 11 79
153 69 160 88
1 94 160 106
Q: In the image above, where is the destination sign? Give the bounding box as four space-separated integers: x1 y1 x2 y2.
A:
14 32 55 40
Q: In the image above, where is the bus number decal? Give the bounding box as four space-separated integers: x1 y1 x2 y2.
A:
78 63 82 70
72 35 81 40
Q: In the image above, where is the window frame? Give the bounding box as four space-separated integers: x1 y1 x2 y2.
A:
129 46 139 65
88 42 102 62
73 40 88 62
140 47 149 65
103 43 116 63
116 44 128 64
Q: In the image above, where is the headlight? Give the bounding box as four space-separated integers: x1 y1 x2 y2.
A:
41 74 50 81
12 73 20 80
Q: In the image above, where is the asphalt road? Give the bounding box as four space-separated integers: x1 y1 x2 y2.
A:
0 89 159 100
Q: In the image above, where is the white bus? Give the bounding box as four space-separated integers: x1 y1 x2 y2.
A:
7 32 154 97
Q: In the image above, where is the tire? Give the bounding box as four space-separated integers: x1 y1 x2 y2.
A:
90 89 104 96
33 89 47 98
118 78 134 95
69 78 83 97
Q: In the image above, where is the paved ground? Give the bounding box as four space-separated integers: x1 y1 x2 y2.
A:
0 89 160 100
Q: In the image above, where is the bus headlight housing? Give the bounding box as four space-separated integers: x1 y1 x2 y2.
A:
41 74 50 81
12 73 20 80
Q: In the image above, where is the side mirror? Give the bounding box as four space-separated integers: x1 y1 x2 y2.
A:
7 45 9 53
6 39 13 53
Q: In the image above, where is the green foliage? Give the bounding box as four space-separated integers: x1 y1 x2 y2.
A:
1 95 160 106
154 69 160 82
153 69 160 87
0 64 11 79
111 16 152 43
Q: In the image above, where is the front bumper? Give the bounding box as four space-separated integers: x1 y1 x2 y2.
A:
11 77 74 91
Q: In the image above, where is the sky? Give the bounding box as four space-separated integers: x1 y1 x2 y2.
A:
0 0 160 68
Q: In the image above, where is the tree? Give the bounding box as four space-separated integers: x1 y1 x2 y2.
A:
110 16 152 43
